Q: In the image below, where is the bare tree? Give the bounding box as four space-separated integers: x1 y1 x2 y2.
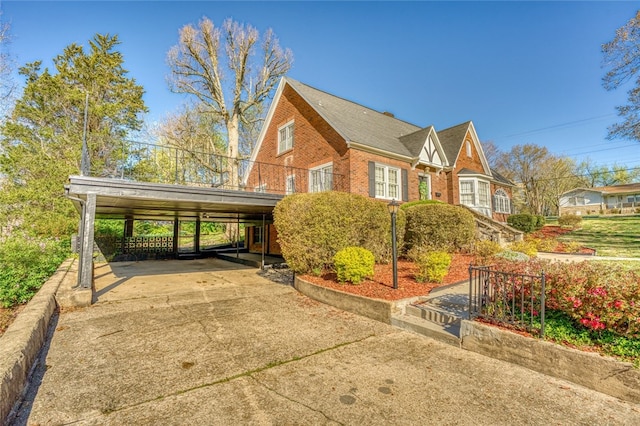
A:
166 18 292 189
0 13 15 118
602 10 640 142
481 140 501 169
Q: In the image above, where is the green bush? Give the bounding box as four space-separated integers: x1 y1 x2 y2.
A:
273 192 405 274
409 249 451 283
333 247 375 284
509 239 538 257
495 250 530 262
507 214 540 233
535 215 545 229
474 239 502 264
0 235 70 308
558 214 583 229
404 204 475 253
399 199 443 211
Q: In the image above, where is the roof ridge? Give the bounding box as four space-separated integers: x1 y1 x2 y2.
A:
285 77 421 128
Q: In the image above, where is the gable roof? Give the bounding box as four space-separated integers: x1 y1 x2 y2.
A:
249 77 495 176
286 78 420 158
438 121 472 166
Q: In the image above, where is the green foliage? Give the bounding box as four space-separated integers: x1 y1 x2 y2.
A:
95 219 125 237
494 250 530 262
493 259 640 336
508 239 538 257
0 235 70 307
0 34 147 237
404 204 475 253
273 192 405 274
474 239 502 265
399 199 443 211
333 247 375 285
558 214 583 229
507 214 542 233
409 249 451 283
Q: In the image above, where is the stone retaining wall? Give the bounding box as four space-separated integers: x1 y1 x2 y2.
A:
0 258 74 424
460 320 640 404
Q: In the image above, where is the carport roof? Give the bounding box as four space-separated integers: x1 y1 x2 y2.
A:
65 176 282 222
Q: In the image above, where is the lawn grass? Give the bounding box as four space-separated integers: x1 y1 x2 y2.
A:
554 215 640 258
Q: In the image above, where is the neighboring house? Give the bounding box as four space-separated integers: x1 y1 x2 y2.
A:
244 77 515 254
559 183 640 216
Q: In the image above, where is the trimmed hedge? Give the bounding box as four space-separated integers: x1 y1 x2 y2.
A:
404 203 475 253
409 249 451 283
507 214 544 233
273 192 405 274
558 214 583 229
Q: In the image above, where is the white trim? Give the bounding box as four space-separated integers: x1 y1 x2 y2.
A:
309 162 333 193
285 174 295 195
277 119 295 154
451 122 493 177
494 188 511 214
348 141 414 162
459 177 491 209
374 163 401 200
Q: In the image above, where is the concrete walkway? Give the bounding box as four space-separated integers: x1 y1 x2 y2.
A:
9 258 640 425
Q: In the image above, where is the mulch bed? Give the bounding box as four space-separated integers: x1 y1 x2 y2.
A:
531 225 596 255
301 254 476 302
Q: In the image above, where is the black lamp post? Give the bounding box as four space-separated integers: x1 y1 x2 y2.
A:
388 199 400 290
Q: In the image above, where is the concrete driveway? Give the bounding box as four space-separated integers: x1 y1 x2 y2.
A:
11 258 640 425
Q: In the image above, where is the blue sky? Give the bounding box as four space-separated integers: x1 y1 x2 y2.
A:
2 1 639 168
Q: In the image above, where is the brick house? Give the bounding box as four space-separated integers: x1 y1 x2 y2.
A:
244 78 515 254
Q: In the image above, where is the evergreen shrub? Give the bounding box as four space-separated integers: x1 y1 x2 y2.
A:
558 214 583 229
507 214 540 233
404 204 475 253
333 247 375 284
273 192 405 274
409 248 451 283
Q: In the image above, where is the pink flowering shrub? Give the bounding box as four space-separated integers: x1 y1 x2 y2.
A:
491 258 640 336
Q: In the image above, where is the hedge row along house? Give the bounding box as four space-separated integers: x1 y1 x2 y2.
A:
243 78 516 255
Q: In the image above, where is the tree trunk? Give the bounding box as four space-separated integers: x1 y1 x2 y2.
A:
226 114 240 189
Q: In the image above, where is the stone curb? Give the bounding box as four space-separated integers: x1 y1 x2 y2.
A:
293 276 421 324
0 258 75 424
460 320 640 404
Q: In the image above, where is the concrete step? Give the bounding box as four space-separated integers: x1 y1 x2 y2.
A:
405 303 462 326
391 314 460 347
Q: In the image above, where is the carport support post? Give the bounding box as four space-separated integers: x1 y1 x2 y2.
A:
236 215 240 258
261 214 266 270
79 193 96 288
172 219 179 257
195 217 201 254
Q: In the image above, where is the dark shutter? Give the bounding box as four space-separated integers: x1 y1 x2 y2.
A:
368 161 376 197
492 195 496 212
402 169 409 201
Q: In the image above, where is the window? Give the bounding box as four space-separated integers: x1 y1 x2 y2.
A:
253 226 263 244
254 184 267 193
278 121 294 154
374 164 401 200
285 174 295 195
494 189 511 214
460 178 491 209
465 141 472 158
309 163 333 192
478 181 490 207
460 180 475 205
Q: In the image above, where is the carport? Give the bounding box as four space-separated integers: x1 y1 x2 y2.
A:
65 175 283 294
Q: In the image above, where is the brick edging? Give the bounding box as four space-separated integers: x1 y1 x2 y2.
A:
0 258 75 424
460 319 640 404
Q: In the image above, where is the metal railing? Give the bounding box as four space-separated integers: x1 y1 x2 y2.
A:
468 265 546 337
84 139 347 195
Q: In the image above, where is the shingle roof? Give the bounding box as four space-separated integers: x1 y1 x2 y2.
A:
286 78 420 157
490 168 515 186
596 182 640 194
399 126 435 158
437 121 471 166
